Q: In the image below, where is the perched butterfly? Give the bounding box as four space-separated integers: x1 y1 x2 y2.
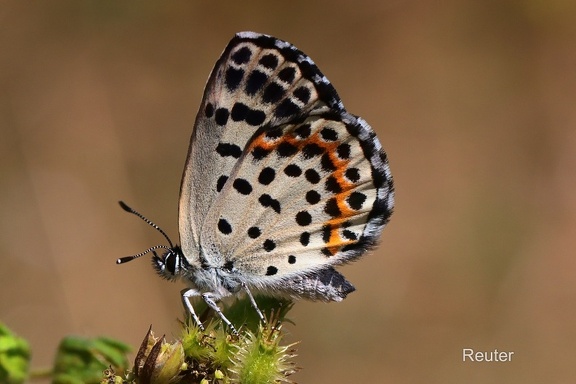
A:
118 31 394 334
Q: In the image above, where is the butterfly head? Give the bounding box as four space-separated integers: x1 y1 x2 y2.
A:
117 201 192 281
151 245 188 281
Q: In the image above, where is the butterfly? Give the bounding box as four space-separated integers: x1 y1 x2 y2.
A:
118 31 394 334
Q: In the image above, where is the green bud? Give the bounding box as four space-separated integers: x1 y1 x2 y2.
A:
214 369 224 379
101 366 124 384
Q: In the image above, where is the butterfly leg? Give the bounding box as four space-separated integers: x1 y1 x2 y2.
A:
201 292 239 335
241 282 266 324
181 288 205 331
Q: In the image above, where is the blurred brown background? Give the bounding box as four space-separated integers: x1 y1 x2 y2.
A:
1 1 576 383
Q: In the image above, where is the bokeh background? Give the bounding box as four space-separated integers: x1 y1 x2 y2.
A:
2 1 576 383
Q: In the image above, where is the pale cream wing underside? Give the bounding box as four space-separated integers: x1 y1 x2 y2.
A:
179 34 336 263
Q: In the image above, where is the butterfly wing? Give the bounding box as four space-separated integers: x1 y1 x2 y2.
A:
195 33 394 290
179 32 347 265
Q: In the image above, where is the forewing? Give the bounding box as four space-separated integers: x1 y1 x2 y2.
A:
179 32 343 260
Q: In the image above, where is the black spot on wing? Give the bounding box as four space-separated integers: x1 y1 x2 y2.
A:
306 190 321 205
342 229 358 241
204 103 214 118
248 226 261 239
337 143 351 159
278 67 296 83
225 67 244 92
266 128 283 140
293 87 311 104
263 239 276 252
216 143 242 158
277 141 298 157
320 127 338 141
231 102 249 121
258 167 275 185
300 232 310 246
259 53 279 69
231 46 252 64
218 218 232 234
325 176 342 193
324 176 342 193
347 192 367 210
302 143 323 159
245 109 266 126
284 164 302 177
259 194 281 213
251 146 271 161
262 83 285 104
345 168 360 183
245 70 268 95
321 153 336 172
294 123 311 138
295 211 312 226
216 175 228 192
324 198 341 217
215 108 229 126
233 178 253 195
305 169 320 184
275 99 300 118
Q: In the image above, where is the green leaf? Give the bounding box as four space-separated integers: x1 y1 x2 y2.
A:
53 336 130 384
0 323 31 384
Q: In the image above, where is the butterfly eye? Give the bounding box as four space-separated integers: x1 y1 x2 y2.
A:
164 250 178 275
150 250 175 279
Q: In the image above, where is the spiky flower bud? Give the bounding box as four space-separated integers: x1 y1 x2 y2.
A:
229 322 298 384
132 327 185 384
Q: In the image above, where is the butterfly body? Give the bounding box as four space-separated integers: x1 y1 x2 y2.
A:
120 31 394 333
